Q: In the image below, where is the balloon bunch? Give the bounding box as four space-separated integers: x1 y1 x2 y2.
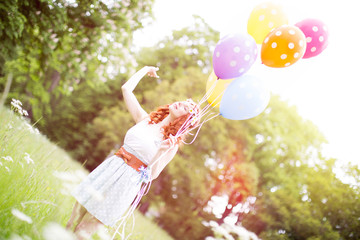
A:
205 30 270 120
248 2 329 67
204 1 329 121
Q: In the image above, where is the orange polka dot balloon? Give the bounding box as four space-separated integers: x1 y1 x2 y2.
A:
261 25 306 68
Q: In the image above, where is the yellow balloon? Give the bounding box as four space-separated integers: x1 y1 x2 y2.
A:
206 72 234 108
247 2 288 44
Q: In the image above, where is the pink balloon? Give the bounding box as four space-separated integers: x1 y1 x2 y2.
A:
213 33 258 79
295 18 329 59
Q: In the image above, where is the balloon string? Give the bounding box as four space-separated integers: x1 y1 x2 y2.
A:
199 77 218 105
182 112 220 145
178 102 221 145
181 80 223 139
199 78 228 110
206 81 229 109
111 180 153 240
199 81 215 104
198 99 221 120
153 87 226 166
175 98 221 141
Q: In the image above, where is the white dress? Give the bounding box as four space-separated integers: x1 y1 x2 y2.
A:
72 118 163 227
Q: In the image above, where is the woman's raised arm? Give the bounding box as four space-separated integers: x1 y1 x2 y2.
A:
121 66 159 123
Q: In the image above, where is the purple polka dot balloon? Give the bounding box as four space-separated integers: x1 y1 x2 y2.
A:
213 33 258 79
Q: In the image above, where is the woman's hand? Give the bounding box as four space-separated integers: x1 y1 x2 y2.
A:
160 135 177 150
146 66 159 78
168 134 177 146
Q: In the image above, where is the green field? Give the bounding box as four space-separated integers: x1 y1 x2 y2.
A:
0 107 173 240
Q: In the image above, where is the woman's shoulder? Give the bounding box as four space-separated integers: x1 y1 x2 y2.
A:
135 115 150 124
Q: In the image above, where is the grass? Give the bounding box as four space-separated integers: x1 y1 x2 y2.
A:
0 106 173 240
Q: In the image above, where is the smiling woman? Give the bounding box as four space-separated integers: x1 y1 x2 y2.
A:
66 66 201 239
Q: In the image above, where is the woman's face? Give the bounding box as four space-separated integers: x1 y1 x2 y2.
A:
169 100 195 119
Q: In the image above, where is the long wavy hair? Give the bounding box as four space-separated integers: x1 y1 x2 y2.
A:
149 104 200 143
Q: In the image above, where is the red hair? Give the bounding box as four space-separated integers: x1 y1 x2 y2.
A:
149 104 199 143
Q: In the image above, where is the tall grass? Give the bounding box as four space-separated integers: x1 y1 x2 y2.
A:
0 107 173 240
0 107 86 239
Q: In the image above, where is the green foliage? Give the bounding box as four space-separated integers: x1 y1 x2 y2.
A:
0 0 29 73
238 97 360 239
136 15 219 83
83 103 134 169
38 76 129 170
0 0 154 121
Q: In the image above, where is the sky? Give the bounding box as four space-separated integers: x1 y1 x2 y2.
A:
133 0 360 167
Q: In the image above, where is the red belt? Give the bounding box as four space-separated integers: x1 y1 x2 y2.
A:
115 146 147 172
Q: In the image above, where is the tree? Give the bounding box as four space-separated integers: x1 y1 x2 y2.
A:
237 97 360 239
136 15 219 83
0 0 154 121
208 141 259 225
36 68 140 170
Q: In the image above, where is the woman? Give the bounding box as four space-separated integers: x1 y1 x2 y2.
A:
66 66 200 239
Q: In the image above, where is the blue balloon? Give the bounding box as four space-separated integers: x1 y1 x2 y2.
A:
219 75 270 120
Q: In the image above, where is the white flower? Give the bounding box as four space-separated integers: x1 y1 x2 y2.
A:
96 225 111 240
9 234 32 240
22 109 29 116
24 122 40 134
9 233 22 240
53 170 82 182
42 222 76 240
12 98 22 106
5 166 10 172
11 99 29 117
34 128 40 134
22 235 32 240
2 156 13 162
11 98 22 107
11 208 33 224
11 99 22 112
24 153 34 164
